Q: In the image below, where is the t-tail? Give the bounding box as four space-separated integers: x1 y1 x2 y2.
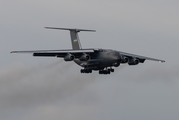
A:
45 27 96 50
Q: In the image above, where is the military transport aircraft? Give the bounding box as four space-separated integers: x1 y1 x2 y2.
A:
11 27 165 74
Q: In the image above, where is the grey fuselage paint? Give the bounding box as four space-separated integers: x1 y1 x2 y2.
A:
74 49 121 70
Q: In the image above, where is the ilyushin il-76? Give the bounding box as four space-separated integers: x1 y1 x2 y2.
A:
11 27 165 74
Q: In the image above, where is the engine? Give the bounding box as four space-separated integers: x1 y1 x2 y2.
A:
79 54 91 61
64 54 75 61
128 58 139 65
120 55 129 63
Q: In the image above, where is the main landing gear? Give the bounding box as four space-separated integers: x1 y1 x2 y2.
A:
99 68 114 75
80 69 92 74
80 68 114 74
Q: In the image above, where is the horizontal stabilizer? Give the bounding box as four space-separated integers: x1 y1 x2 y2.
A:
44 27 96 32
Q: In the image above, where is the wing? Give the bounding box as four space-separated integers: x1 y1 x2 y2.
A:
11 49 97 58
119 51 165 63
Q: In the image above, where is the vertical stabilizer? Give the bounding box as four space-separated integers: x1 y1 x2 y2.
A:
70 31 82 50
44 27 96 50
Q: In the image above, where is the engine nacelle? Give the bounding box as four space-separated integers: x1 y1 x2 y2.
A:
120 55 129 63
79 54 90 61
64 54 75 61
128 58 139 65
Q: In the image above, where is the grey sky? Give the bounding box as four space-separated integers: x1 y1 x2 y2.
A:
0 0 179 120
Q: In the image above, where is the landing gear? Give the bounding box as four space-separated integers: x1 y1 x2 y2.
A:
80 69 92 74
80 67 114 74
109 68 114 72
99 70 110 74
98 67 114 75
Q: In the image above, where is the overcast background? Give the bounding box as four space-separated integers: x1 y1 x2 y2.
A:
0 0 179 120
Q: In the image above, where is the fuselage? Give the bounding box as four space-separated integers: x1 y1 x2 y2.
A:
74 49 121 70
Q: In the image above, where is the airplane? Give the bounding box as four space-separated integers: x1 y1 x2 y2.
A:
11 27 165 74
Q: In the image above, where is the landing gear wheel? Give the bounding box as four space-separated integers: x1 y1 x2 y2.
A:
81 69 92 74
99 70 110 75
80 69 84 73
110 69 114 72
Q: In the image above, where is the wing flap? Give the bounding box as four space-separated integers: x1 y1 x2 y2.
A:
33 53 66 57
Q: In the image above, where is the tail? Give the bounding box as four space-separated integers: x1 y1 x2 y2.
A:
45 27 96 50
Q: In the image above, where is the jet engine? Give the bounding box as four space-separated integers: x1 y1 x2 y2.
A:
64 54 75 61
128 58 139 65
120 55 129 63
79 54 90 61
